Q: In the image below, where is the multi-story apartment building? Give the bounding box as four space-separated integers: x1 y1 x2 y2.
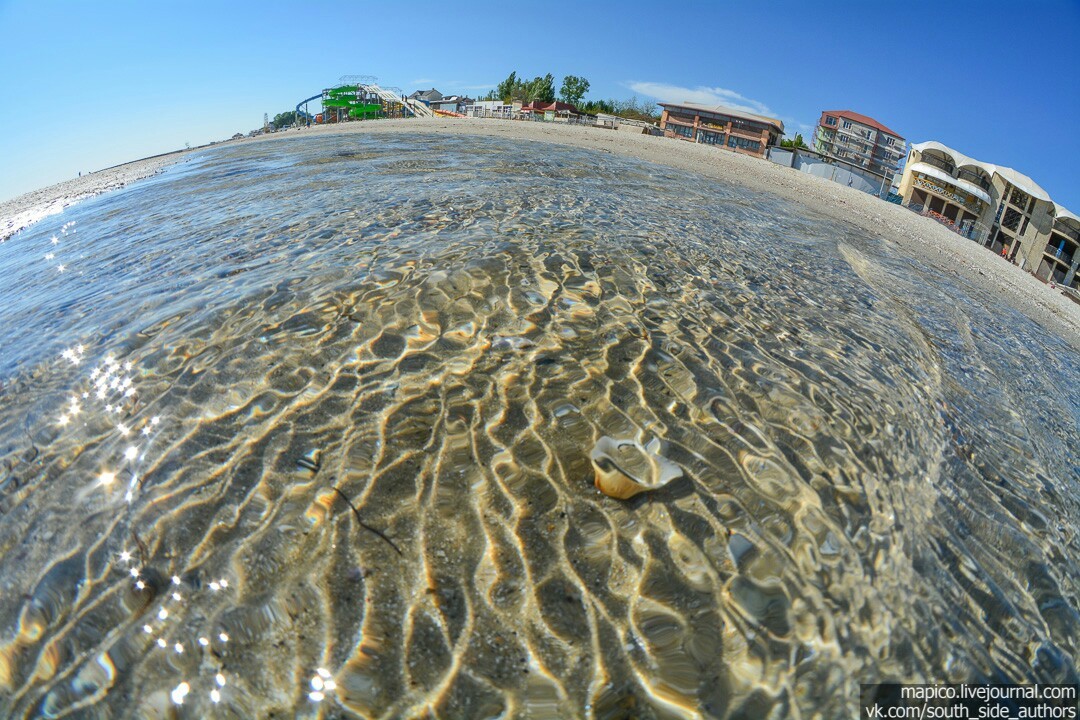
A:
815 110 906 185
897 141 1079 290
659 102 783 159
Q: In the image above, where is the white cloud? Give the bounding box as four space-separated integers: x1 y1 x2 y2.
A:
410 78 434 86
627 81 774 117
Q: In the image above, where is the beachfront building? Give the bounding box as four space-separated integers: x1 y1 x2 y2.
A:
431 95 473 114
464 100 514 118
408 88 443 106
897 141 1078 289
1038 209 1080 287
658 102 783 159
899 141 998 240
520 100 579 120
814 110 906 185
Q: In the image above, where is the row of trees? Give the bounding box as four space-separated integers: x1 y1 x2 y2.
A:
271 111 297 129
481 72 564 104
481 71 659 121
577 96 658 122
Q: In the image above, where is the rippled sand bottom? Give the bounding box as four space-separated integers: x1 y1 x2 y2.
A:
0 135 1076 718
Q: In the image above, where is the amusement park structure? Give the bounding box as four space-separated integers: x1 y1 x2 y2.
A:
295 75 434 125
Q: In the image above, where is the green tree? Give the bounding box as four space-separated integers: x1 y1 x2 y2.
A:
524 74 555 103
780 133 808 149
272 111 297 129
559 75 590 107
496 71 519 103
580 98 616 115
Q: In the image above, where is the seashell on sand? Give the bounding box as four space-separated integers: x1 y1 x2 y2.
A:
590 436 683 499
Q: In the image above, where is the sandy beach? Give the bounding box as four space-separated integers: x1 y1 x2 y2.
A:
4 118 1077 347
0 151 191 243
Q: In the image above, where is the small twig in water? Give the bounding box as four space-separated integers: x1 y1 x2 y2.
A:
330 486 402 556
23 418 39 464
131 529 149 568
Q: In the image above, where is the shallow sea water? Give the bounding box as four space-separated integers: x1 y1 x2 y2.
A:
0 133 1077 718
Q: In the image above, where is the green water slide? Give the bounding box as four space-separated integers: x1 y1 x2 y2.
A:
323 85 382 119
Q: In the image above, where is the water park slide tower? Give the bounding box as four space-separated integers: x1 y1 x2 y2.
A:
322 85 383 122
295 76 430 125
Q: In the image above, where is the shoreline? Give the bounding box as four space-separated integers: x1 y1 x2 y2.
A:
3 118 1076 347
0 150 192 242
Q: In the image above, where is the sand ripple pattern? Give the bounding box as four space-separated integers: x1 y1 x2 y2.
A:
0 135 1076 718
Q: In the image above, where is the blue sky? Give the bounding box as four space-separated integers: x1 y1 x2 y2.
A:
1 0 1078 209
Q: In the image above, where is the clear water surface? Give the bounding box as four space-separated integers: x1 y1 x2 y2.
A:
0 133 1076 718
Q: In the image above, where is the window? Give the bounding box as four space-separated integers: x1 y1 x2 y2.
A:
730 121 762 135
668 122 693 138
886 136 895 146
1002 207 1023 231
728 135 761 151
1010 187 1031 209
842 120 852 129
699 130 723 145
825 116 837 126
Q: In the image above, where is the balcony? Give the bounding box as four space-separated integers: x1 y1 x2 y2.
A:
919 154 955 174
1052 223 1080 244
1043 245 1075 268
837 125 873 141
834 139 873 159
912 172 984 214
956 169 991 192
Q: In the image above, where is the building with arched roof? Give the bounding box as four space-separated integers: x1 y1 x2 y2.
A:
897 142 1079 290
1044 209 1080 288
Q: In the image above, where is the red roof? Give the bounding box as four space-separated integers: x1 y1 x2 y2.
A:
821 110 903 140
520 101 578 114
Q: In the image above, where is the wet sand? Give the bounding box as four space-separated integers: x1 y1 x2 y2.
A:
4 118 1077 347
